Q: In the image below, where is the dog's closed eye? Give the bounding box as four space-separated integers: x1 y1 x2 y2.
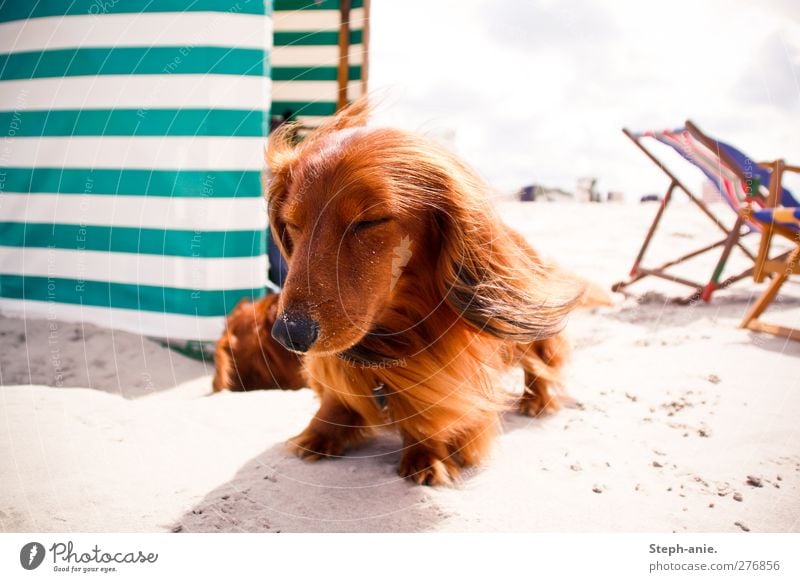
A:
352 217 392 233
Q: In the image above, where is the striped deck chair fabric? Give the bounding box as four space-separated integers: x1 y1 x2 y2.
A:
636 127 798 225
271 0 368 129
0 1 272 343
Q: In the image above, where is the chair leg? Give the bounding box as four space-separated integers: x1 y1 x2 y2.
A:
701 216 744 302
741 247 800 330
612 182 675 293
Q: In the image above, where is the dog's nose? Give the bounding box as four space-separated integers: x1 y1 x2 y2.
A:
271 311 319 353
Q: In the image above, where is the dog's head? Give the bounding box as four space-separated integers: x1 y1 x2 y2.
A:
266 102 581 356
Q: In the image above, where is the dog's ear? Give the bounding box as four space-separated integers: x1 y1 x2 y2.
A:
264 123 299 258
431 172 582 342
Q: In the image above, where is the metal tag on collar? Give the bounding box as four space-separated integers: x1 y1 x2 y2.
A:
372 382 389 410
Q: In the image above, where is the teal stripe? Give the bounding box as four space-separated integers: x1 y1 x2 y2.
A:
0 168 261 197
0 1 268 23
0 109 265 137
0 223 265 258
274 0 363 10
271 64 361 81
271 101 336 116
0 47 267 80
273 29 363 46
0 274 263 317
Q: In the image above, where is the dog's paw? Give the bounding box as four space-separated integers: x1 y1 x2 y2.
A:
517 391 558 417
286 428 347 462
398 444 460 486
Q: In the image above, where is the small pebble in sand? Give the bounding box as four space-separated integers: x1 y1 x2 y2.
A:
698 427 712 438
734 521 750 532
708 503 715 508
172 524 183 533
733 492 743 502
635 484 641 492
777 474 783 481
569 463 583 472
652 460 664 468
746 475 763 488
706 374 721 384
625 392 638 402
592 484 604 494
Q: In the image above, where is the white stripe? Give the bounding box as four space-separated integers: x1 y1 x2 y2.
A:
0 76 270 111
0 13 272 53
348 79 365 100
0 247 267 290
293 115 330 128
3 136 265 170
272 44 364 66
0 194 267 231
271 80 362 102
0 297 227 341
273 8 364 32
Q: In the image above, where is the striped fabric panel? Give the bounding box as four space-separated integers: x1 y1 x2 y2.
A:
272 0 367 126
0 223 265 258
0 298 231 340
1 247 268 289
0 47 267 80
0 274 262 317
0 109 265 137
0 168 262 197
0 3 271 341
0 1 268 23
652 130 758 215
274 1 364 10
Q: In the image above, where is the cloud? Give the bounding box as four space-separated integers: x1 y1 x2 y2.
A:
735 35 800 110
480 0 616 54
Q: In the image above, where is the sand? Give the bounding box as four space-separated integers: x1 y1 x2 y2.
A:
1 202 799 533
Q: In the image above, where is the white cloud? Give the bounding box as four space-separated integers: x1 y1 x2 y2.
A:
368 0 800 199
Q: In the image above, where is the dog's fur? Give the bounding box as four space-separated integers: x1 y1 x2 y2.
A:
266 101 583 485
212 293 305 392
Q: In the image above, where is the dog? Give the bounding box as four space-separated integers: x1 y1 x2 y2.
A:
266 101 584 485
212 293 305 392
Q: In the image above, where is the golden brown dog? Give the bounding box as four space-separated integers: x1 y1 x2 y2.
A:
213 293 305 392
266 102 583 485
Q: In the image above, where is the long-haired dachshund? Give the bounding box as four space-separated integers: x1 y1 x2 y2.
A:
266 101 583 485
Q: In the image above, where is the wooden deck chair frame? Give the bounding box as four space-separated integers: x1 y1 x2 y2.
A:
612 120 789 304
740 159 800 342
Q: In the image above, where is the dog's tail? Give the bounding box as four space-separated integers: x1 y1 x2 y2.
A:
551 265 614 309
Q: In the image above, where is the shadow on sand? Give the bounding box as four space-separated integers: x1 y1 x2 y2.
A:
0 316 211 398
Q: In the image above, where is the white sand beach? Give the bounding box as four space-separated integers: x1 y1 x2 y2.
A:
1 202 799 533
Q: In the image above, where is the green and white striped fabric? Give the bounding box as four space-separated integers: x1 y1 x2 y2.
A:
0 1 271 342
272 0 367 128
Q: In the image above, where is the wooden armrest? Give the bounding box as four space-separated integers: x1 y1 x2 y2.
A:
758 161 800 173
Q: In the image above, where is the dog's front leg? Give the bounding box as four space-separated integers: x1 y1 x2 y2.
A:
287 389 371 461
397 431 462 486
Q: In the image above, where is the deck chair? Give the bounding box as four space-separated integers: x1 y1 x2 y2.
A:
613 120 798 303
739 159 800 341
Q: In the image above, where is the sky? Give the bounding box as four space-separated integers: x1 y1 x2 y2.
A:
367 0 800 199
